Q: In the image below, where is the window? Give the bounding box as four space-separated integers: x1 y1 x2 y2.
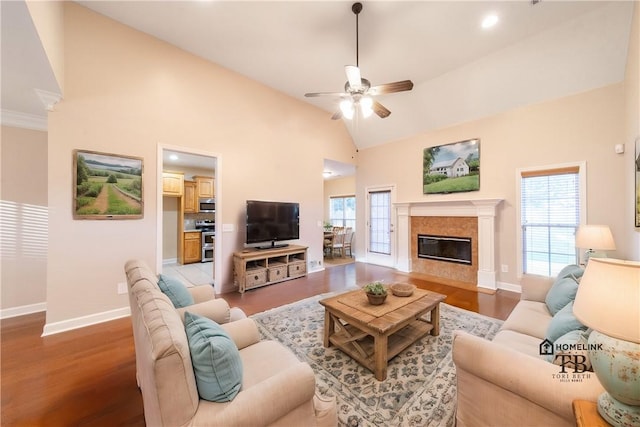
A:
519 165 584 276
329 196 355 230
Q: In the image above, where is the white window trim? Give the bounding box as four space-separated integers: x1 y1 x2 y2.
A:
515 161 587 278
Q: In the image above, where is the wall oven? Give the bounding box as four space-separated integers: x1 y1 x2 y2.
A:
195 220 215 263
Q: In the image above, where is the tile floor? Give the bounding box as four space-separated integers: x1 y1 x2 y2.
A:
162 261 214 287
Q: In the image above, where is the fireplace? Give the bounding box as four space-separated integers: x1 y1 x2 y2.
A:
396 199 503 290
418 234 472 265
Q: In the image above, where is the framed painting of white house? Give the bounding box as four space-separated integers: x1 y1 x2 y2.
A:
423 138 480 194
73 149 144 219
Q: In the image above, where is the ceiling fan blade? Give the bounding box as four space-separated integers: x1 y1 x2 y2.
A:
305 91 347 98
372 100 391 118
345 65 362 88
331 110 343 120
368 80 414 96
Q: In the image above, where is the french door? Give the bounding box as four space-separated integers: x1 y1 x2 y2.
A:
365 186 396 267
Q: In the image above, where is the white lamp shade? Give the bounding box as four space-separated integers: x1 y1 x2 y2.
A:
575 225 616 250
573 258 640 343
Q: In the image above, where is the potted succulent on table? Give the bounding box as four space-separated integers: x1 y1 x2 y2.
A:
363 281 388 305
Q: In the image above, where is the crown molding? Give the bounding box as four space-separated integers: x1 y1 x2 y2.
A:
34 88 62 111
1 109 47 131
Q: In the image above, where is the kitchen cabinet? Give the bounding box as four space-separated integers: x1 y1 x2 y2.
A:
183 231 202 264
194 176 214 198
162 172 184 196
183 181 197 213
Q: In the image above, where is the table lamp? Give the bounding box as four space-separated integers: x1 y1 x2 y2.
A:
575 225 616 263
573 258 640 427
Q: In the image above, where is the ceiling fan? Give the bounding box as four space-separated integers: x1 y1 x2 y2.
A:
304 2 414 120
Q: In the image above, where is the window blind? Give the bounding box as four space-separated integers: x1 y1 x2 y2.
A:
520 168 580 276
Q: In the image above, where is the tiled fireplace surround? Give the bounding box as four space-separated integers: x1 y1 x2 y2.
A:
395 199 503 291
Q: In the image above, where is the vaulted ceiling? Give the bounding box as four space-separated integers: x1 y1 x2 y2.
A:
1 1 635 149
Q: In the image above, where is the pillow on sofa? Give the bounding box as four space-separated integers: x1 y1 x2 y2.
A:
545 276 580 315
158 274 194 308
184 312 243 402
556 264 584 280
545 301 587 342
545 328 593 371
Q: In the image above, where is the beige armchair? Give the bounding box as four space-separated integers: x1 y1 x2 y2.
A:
125 259 337 426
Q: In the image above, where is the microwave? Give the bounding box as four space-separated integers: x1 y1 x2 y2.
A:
199 198 216 212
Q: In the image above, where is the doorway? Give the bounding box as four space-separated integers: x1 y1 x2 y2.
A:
158 145 220 291
365 185 396 267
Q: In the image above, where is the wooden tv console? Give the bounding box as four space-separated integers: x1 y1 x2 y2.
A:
233 245 308 293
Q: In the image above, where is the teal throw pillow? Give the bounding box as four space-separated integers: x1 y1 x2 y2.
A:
184 312 243 402
157 274 194 308
545 301 587 343
556 264 584 280
545 276 580 316
545 328 593 371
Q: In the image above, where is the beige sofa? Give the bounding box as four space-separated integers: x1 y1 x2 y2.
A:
452 274 604 427
125 260 337 427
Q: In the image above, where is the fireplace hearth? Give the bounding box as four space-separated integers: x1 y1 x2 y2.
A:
418 234 472 265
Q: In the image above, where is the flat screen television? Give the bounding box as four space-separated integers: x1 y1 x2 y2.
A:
246 200 300 249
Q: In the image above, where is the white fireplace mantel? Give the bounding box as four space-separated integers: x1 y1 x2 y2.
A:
394 198 503 291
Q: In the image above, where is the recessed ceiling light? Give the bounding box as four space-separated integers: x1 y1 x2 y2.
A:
481 14 499 29
169 154 178 161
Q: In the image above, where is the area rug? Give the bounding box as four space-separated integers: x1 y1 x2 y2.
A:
250 292 503 427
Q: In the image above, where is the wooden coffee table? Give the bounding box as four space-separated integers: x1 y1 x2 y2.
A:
319 287 446 381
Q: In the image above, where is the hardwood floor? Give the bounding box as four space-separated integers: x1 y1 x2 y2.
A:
1 262 519 426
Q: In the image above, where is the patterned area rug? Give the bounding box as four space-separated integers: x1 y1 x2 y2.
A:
251 292 503 427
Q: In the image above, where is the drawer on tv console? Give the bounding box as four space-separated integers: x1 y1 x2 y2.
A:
288 261 306 277
245 268 267 288
268 264 288 282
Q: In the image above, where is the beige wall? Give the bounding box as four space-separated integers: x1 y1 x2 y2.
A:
357 82 631 287
44 3 355 330
1 126 48 313
625 3 640 259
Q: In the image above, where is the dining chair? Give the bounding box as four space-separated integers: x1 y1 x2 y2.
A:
343 228 354 257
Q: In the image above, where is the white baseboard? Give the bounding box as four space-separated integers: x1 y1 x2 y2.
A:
163 258 178 265
42 306 131 336
497 281 522 293
0 302 46 319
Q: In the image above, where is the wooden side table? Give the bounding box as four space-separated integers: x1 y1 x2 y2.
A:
573 400 612 427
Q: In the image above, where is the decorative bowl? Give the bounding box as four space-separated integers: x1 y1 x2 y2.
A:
390 283 416 297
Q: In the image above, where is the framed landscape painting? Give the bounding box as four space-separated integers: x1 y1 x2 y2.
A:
73 150 143 219
423 138 480 194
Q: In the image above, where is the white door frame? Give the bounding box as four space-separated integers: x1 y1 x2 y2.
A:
364 184 396 268
157 144 223 292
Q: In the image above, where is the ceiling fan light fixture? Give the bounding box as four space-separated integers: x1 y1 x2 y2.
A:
340 99 355 119
304 2 413 120
360 97 373 118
